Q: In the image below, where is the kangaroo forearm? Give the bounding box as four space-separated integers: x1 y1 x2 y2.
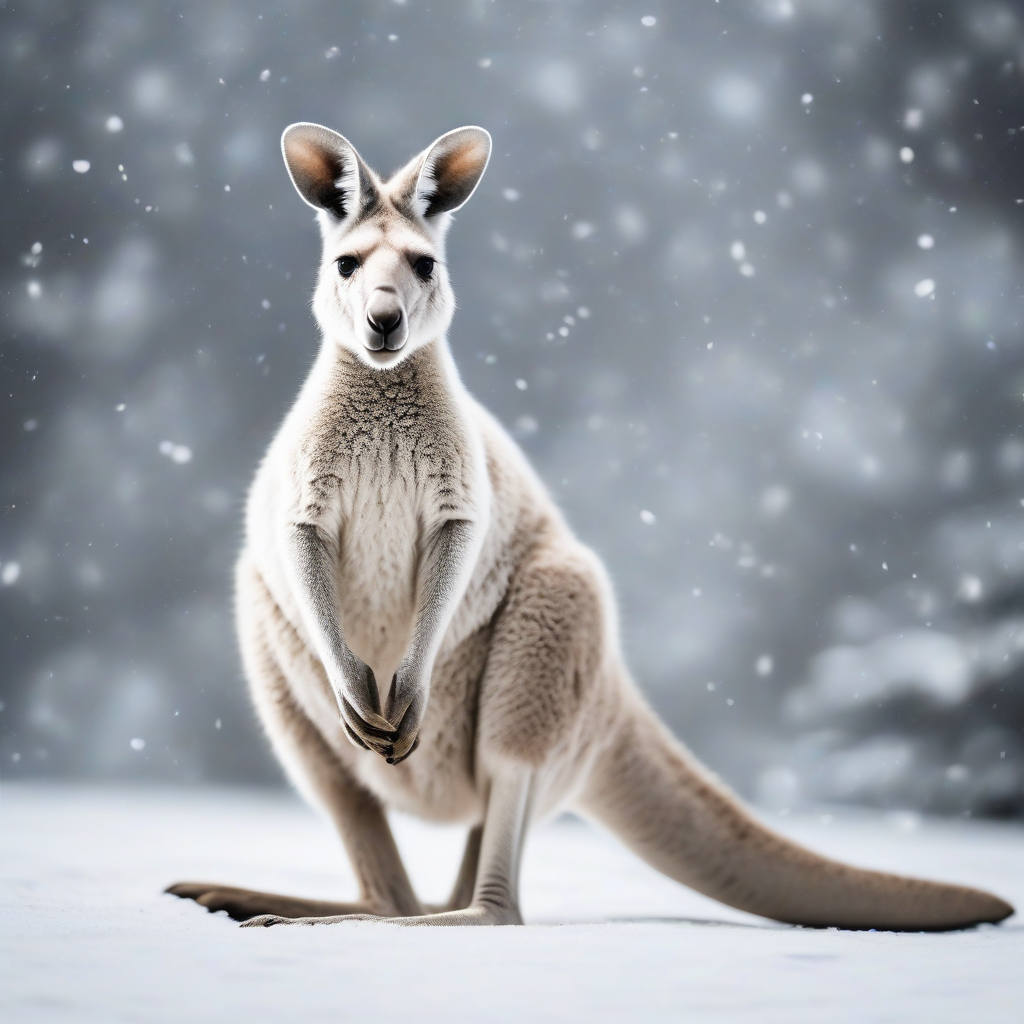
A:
287 522 370 701
289 523 345 668
405 518 477 669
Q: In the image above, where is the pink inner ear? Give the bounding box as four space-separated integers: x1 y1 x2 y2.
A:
418 132 490 216
287 138 336 190
437 137 488 181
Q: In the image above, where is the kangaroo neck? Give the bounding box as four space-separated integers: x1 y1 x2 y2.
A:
320 337 457 405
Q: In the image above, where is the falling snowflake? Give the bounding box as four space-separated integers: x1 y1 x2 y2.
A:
159 441 193 464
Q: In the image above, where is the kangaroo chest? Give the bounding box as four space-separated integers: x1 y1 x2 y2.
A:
335 455 420 686
303 352 474 687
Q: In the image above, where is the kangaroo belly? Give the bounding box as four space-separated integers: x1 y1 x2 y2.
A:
353 623 491 823
337 481 419 692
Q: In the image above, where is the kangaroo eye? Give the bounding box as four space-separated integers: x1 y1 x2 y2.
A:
336 255 360 278
414 256 435 281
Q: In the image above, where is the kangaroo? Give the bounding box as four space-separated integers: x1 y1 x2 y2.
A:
169 124 1013 931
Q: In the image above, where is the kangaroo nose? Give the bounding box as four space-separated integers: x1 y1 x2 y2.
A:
367 309 402 337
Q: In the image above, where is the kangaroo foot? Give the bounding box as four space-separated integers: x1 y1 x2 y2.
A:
241 903 522 928
165 882 392 923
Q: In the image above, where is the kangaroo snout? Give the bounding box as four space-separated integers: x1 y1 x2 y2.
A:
365 298 406 352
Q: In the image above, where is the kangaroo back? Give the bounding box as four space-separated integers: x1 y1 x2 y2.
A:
579 687 1013 931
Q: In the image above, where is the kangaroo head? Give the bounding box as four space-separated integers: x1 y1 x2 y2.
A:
281 123 491 369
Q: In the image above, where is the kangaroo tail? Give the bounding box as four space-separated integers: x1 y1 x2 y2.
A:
578 691 1013 931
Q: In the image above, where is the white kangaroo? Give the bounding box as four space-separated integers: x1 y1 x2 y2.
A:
169 124 1013 931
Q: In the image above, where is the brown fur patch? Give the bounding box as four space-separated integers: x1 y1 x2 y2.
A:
479 543 604 765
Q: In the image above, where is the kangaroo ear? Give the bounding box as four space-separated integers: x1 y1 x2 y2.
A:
281 122 376 221
407 127 492 219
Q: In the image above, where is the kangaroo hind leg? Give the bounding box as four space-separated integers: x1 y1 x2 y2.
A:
172 823 483 921
168 560 424 923
243 770 531 927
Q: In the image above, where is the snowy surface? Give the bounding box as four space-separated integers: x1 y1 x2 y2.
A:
2 784 1022 1023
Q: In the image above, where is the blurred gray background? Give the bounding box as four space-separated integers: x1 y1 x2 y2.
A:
3 0 1024 819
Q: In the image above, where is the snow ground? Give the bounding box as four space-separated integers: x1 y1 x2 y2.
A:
2 784 1021 1023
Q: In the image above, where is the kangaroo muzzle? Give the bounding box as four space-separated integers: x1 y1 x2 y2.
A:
365 297 407 353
